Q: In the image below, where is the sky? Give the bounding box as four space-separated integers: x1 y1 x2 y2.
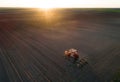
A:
0 0 120 8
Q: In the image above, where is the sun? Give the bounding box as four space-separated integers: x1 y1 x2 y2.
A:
39 5 54 10
22 0 70 9
35 1 56 10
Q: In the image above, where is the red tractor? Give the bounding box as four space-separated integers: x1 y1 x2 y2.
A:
64 48 88 67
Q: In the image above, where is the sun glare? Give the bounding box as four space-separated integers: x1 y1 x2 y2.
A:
0 0 120 8
40 7 53 12
34 0 57 10
38 5 53 10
